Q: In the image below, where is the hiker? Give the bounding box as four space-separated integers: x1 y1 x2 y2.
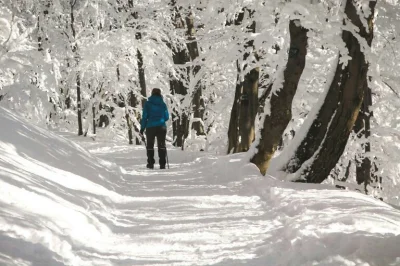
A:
140 88 169 169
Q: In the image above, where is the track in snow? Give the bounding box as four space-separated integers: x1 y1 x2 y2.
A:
77 141 271 265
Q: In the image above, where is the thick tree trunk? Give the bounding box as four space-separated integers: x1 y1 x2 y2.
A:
186 11 205 136
237 66 259 152
227 61 242 153
283 0 376 183
251 20 308 174
227 11 259 153
354 82 373 192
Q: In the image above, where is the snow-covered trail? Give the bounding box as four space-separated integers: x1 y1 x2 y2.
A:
2 108 400 266
73 138 272 265
75 138 400 266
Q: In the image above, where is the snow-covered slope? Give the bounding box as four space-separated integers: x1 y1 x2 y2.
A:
1 107 400 266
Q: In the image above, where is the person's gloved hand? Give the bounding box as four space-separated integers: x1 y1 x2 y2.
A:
140 129 144 135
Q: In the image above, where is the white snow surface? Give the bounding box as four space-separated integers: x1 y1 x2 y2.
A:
1 107 400 266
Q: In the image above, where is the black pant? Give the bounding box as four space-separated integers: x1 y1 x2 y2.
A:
145 126 167 167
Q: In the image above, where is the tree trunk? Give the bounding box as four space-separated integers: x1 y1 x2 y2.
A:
354 81 373 192
136 33 146 145
283 0 376 183
70 1 83 136
76 72 83 136
227 61 242 153
227 10 259 153
169 1 190 148
126 111 134 145
251 20 309 174
186 10 205 136
137 48 147 106
237 65 259 152
37 1 51 53
92 104 96 135
116 65 133 145
37 14 43 52
127 90 140 145
134 13 147 107
170 60 190 148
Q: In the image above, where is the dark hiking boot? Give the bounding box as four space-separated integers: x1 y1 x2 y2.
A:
158 148 166 167
147 149 155 167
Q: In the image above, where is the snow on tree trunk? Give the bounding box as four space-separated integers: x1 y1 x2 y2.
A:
251 20 308 175
186 10 205 136
354 82 374 192
169 1 190 149
170 59 190 148
282 0 377 183
227 10 259 154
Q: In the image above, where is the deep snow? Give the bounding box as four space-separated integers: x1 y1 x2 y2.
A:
1 107 400 266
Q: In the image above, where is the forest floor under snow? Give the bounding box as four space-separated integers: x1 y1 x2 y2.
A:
1 107 400 266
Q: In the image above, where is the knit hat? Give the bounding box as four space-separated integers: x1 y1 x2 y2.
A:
151 88 162 96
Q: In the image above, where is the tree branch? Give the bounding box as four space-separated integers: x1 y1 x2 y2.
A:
382 80 400 99
71 0 78 9
2 11 15 47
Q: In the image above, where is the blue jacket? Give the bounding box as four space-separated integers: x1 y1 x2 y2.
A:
141 95 169 130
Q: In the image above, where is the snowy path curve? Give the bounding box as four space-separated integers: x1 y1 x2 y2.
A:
80 141 271 266
2 110 400 266
80 141 400 266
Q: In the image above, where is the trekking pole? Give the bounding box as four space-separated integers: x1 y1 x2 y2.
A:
165 147 170 169
141 134 147 147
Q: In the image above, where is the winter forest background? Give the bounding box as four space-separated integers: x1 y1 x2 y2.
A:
1 0 400 205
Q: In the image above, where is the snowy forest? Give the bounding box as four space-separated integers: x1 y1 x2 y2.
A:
3 0 400 265
2 0 397 202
